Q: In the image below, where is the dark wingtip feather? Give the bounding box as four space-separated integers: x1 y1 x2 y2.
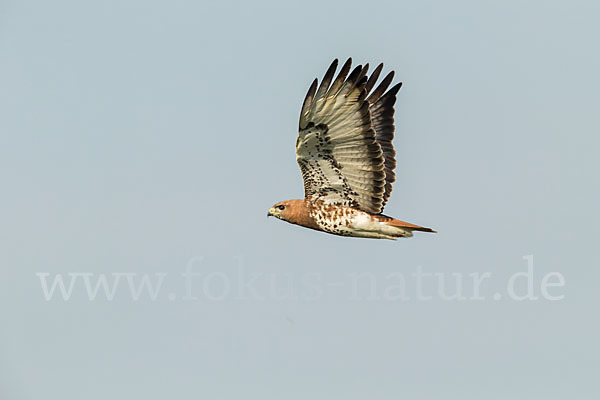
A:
347 64 363 84
357 63 369 83
317 59 339 96
300 78 318 127
305 78 318 102
339 58 352 79
325 59 339 78
328 58 353 96
367 70 395 103
365 63 384 94
387 82 402 97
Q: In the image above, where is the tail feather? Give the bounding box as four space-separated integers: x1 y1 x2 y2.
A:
380 216 437 233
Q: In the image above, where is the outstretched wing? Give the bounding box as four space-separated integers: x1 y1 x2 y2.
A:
296 58 401 214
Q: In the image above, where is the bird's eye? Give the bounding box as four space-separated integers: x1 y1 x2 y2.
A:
276 205 286 211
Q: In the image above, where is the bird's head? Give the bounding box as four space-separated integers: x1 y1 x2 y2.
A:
267 199 313 227
267 201 292 220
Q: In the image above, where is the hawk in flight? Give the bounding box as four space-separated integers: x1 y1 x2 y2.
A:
268 58 435 240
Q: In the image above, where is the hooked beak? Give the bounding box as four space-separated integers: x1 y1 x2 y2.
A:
267 208 276 217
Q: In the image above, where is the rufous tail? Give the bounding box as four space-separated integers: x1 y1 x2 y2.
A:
383 217 437 233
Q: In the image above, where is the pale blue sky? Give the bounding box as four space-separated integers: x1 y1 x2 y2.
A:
1 0 599 399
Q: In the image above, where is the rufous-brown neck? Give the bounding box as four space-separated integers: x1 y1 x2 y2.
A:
282 199 319 230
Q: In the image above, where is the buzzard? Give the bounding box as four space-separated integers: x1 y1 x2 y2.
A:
268 58 435 240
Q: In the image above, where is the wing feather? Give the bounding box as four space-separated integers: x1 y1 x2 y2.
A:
369 81 402 206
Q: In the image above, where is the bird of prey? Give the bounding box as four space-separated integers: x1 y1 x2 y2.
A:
268 58 435 240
